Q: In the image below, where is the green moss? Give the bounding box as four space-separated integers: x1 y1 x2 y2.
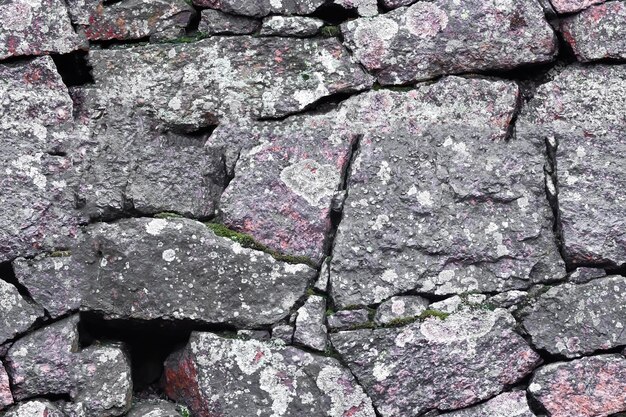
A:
323 345 343 360
306 288 316 296
325 308 335 316
154 212 184 219
383 316 418 328
301 73 310 81
204 222 316 267
343 304 364 311
320 25 341 37
346 321 376 330
177 405 191 417
418 309 450 320
50 250 71 258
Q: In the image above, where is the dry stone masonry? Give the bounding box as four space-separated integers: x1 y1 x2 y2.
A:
0 0 625 416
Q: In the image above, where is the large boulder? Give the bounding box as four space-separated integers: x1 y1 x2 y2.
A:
331 309 541 416
163 331 376 417
341 0 557 85
2 400 67 417
76 218 316 326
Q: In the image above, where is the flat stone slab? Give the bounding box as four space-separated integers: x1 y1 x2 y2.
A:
88 36 373 128
522 276 626 358
192 0 327 17
163 331 376 417
529 354 626 417
550 0 608 13
439 391 536 417
0 0 85 60
0 279 44 345
561 1 626 62
341 0 557 85
198 10 260 35
330 76 565 307
331 309 541 416
260 16 324 37
517 64 626 267
76 218 315 326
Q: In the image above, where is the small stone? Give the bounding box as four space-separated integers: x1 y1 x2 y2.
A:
487 291 529 310
0 0 86 60
314 258 330 293
522 276 626 358
568 266 606 284
0 361 12 411
334 0 378 16
237 330 271 341
529 354 626 417
561 1 626 62
331 309 541 417
293 295 328 351
438 391 536 417
0 279 44 345
271 324 294 344
260 16 324 37
374 296 429 325
198 10 260 35
163 332 376 417
126 399 183 417
327 309 371 331
550 0 608 14
342 0 557 85
2 400 67 417
192 0 327 17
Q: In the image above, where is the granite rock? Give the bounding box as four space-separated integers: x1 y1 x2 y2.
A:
0 362 12 411
76 218 315 326
191 0 327 17
198 10 260 35
331 308 541 416
334 0 378 17
342 0 557 85
260 16 324 37
293 295 327 351
438 391 536 417
327 309 370 331
163 332 376 417
2 400 67 417
550 0 609 13
126 400 183 417
374 295 429 325
0 279 44 345
271 324 294 344
568 266 606 284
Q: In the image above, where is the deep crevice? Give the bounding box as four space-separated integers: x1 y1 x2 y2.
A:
52 51 94 87
0 262 36 303
312 3 359 25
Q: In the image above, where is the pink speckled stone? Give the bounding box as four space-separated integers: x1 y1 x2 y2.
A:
0 361 13 411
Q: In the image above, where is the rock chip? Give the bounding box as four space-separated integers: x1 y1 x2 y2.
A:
163 332 376 417
522 276 626 357
192 0 327 17
76 218 315 326
260 16 324 37
126 400 182 417
0 279 44 345
88 36 372 127
314 258 330 292
198 10 260 35
439 391 536 417
0 362 12 411
327 309 370 331
0 0 86 60
68 0 195 41
293 295 328 351
517 64 626 267
342 0 557 85
374 296 429 325
331 309 541 416
330 76 565 307
2 400 67 417
561 1 626 62
529 354 626 417
550 0 608 13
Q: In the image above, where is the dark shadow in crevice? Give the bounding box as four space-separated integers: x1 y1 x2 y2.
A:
90 36 151 49
312 3 359 25
0 261 35 302
52 51 94 87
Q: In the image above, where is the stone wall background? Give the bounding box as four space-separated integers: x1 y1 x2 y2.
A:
0 0 625 416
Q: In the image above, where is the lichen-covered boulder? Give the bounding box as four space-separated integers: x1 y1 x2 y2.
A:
330 76 564 307
198 10 260 35
2 400 66 417
522 276 626 357
529 354 626 417
0 0 86 60
163 332 376 417
550 0 608 13
517 64 626 267
331 309 541 416
293 295 327 351
76 218 315 326
88 36 373 128
342 0 557 85
192 0 327 17
0 362 12 411
219 117 357 264
561 1 626 62
374 296 429 325
439 391 536 417
260 16 324 37
0 279 44 345
67 0 194 41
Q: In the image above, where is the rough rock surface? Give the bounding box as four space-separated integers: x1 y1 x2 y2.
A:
529 354 626 417
439 391 536 417
2 400 67 417
330 76 564 307
327 309 370 331
0 279 44 345
0 362 12 411
293 295 327 351
164 332 376 417
198 10 260 35
374 296 429 325
76 218 315 326
68 0 195 41
342 0 557 85
517 64 626 267
550 0 609 13
192 0 327 17
0 0 86 60
88 37 372 126
331 309 541 416
334 0 378 17
126 400 182 417
260 16 324 37
561 1 626 62
380 0 415 9
522 276 626 357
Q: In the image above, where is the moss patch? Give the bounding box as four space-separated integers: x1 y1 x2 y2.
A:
50 250 71 258
320 25 341 37
418 309 450 320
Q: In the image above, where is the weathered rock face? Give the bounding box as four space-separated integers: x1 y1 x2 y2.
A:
126 400 183 417
438 391 536 417
88 36 373 128
330 76 565 307
2 400 67 417
550 0 608 14
561 1 626 62
163 332 376 417
67 0 195 41
334 0 378 17
517 64 626 267
192 0 327 17
198 10 260 35
529 354 626 417
0 279 44 345
76 218 315 326
327 309 370 331
0 362 12 411
0 0 86 60
374 295 429 325
342 0 557 85
293 295 327 351
522 276 626 358
260 16 325 37
331 309 541 416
